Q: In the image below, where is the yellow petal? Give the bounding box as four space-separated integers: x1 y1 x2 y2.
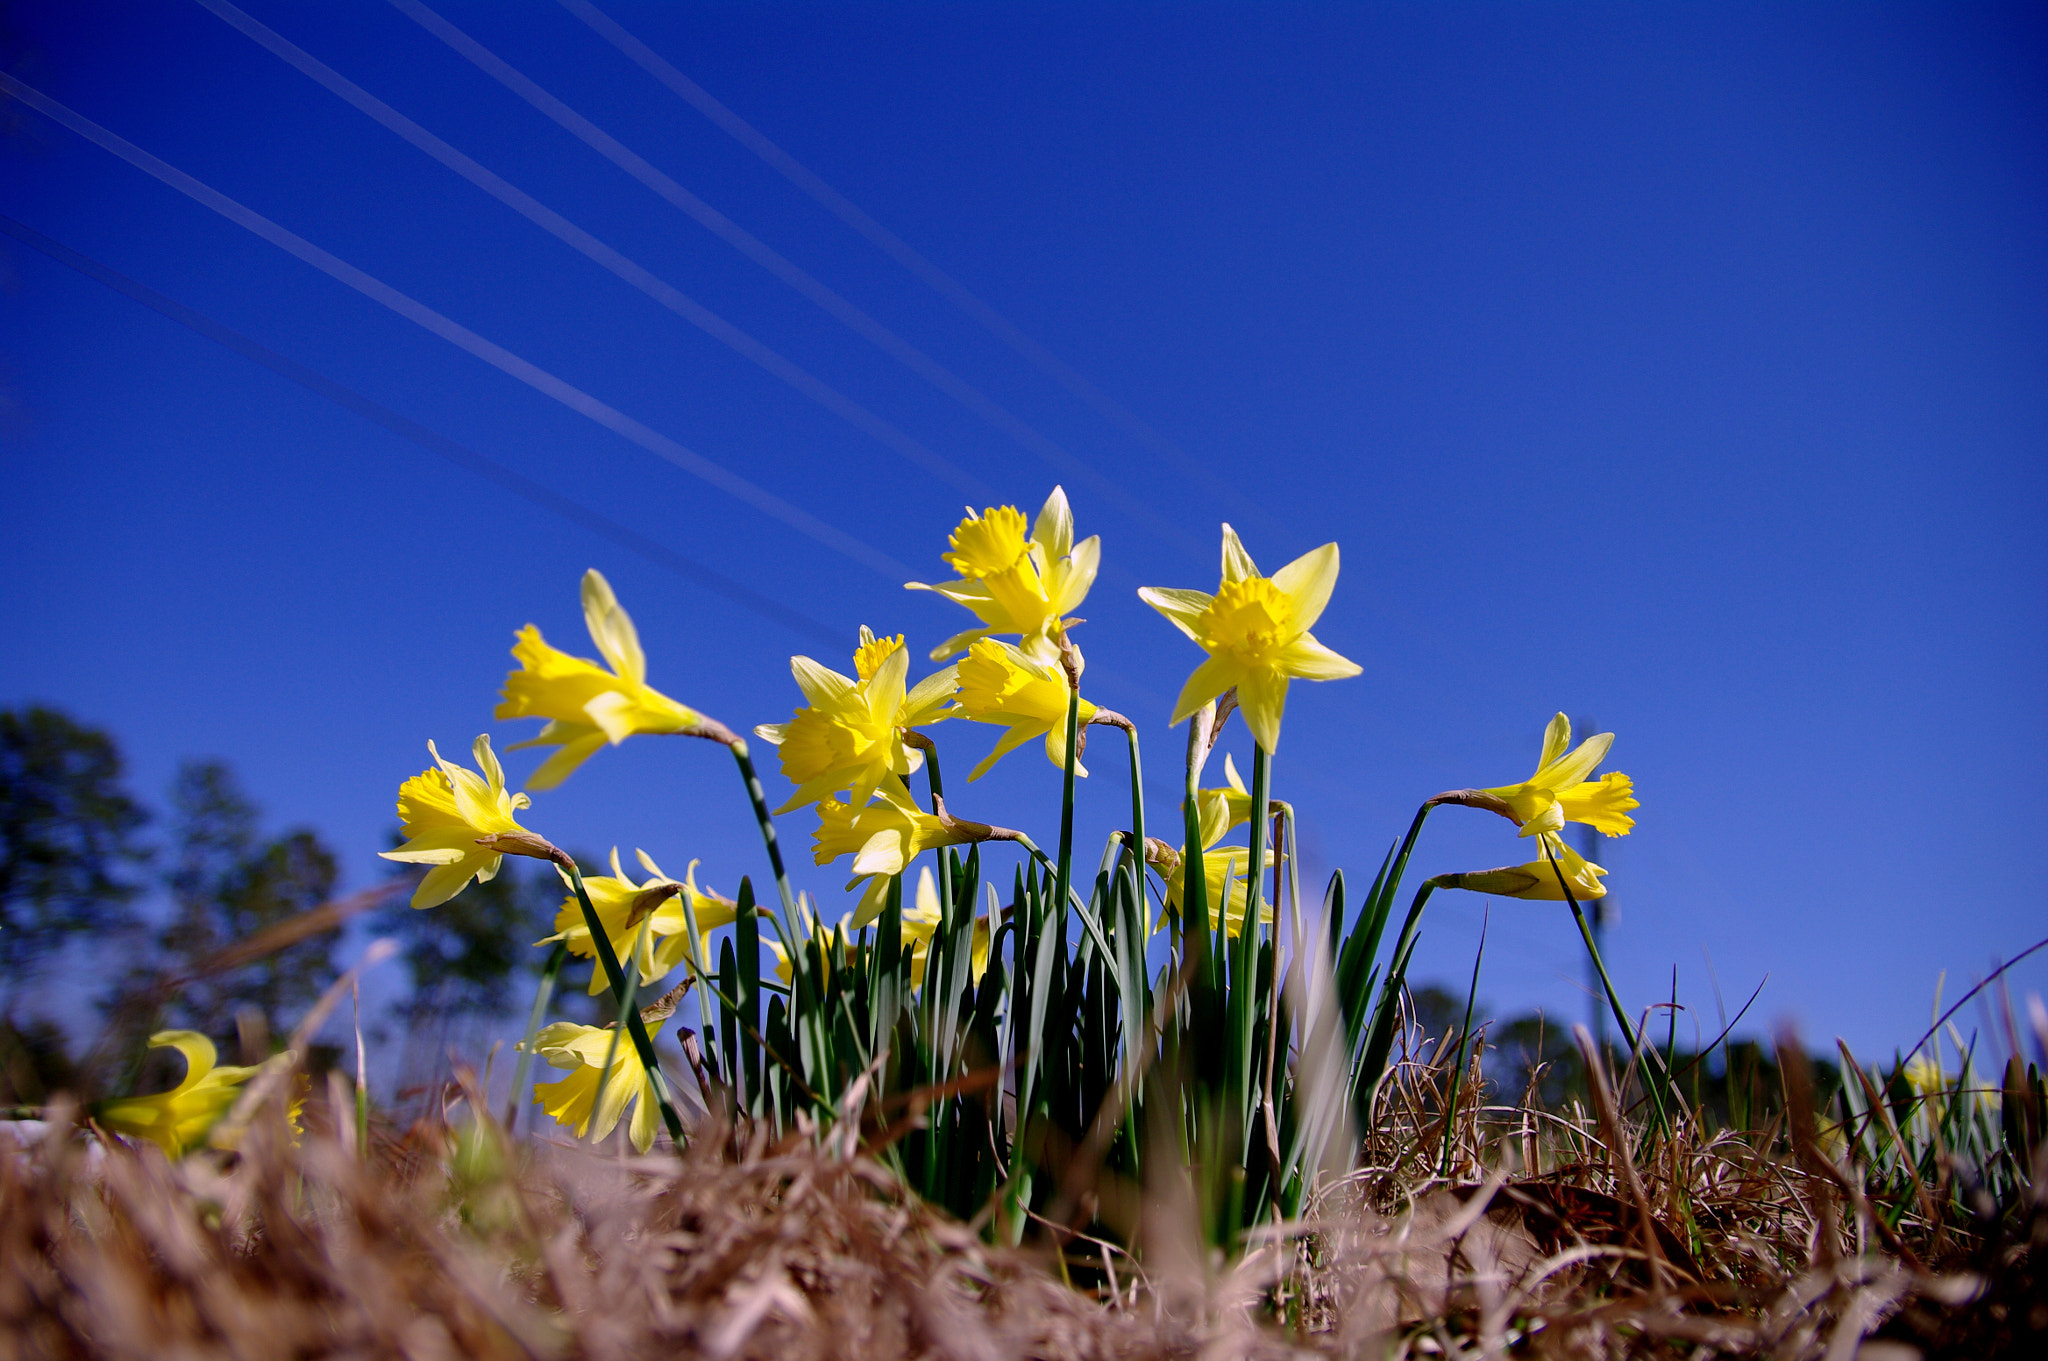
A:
1219 524 1259 583
524 730 609 791
581 569 647 685
790 655 857 706
1170 654 1243 725
1271 542 1340 632
1537 732 1614 791
583 690 640 744
1237 667 1289 754
152 1030 218 1096
1053 535 1101 614
852 827 908 878
1033 485 1074 559
1138 586 1214 642
1536 713 1572 771
1277 634 1362 681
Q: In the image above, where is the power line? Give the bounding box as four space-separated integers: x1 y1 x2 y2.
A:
383 0 1205 560
192 0 992 507
560 0 1281 535
0 70 912 582
0 211 844 650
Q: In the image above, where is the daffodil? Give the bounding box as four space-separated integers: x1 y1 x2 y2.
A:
380 735 540 908
496 570 703 790
903 865 992 987
770 868 991 989
1144 838 1273 938
541 848 738 996
811 781 983 926
525 1020 664 1153
1478 714 1638 841
96 1031 262 1157
1190 752 1259 846
1139 525 1360 754
752 628 957 813
1438 833 1609 901
951 637 1098 780
907 487 1100 663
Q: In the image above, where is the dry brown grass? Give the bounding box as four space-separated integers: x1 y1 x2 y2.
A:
0 1031 2038 1360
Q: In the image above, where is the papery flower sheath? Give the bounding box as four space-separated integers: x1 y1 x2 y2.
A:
907 487 1099 664
951 637 1097 780
753 627 956 813
379 735 538 908
497 570 701 790
1479 713 1638 840
96 1031 262 1157
525 1021 663 1152
1438 832 1609 901
1139 525 1360 753
541 848 738 996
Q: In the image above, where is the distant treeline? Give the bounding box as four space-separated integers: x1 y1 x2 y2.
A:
0 705 596 1105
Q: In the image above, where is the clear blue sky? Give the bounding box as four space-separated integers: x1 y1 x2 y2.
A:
3 0 2043 1062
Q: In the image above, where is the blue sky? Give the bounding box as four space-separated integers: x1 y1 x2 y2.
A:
3 0 2044 1062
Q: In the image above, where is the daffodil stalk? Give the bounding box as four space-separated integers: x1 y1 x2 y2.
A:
590 910 657 1135
557 856 686 1145
1539 836 1672 1131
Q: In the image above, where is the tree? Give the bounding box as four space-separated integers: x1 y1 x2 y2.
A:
373 849 605 1090
118 761 340 1043
0 706 148 989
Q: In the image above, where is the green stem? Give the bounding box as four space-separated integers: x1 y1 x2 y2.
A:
565 864 686 1146
592 911 656 1136
1358 880 1443 1105
1236 745 1272 1121
1542 842 1668 1132
730 740 798 921
506 941 568 1131
1439 906 1488 1178
727 740 834 1110
1054 687 1080 933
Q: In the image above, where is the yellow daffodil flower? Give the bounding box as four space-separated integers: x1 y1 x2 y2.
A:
811 781 982 927
1479 713 1638 840
541 848 738 996
752 627 957 813
525 1021 664 1153
770 868 990 989
380 735 537 908
905 865 992 987
951 637 1097 780
496 570 702 790
1438 833 1609 901
96 1031 261 1157
1143 839 1273 938
1139 525 1360 754
907 487 1100 663
1190 752 1258 847
766 895 852 986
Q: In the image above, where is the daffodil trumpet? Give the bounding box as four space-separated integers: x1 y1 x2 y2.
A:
1442 713 1638 843
906 487 1100 664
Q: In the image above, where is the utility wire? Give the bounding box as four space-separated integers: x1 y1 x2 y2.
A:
385 0 1205 560
192 0 991 507
0 211 843 650
0 70 911 582
561 0 1279 535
